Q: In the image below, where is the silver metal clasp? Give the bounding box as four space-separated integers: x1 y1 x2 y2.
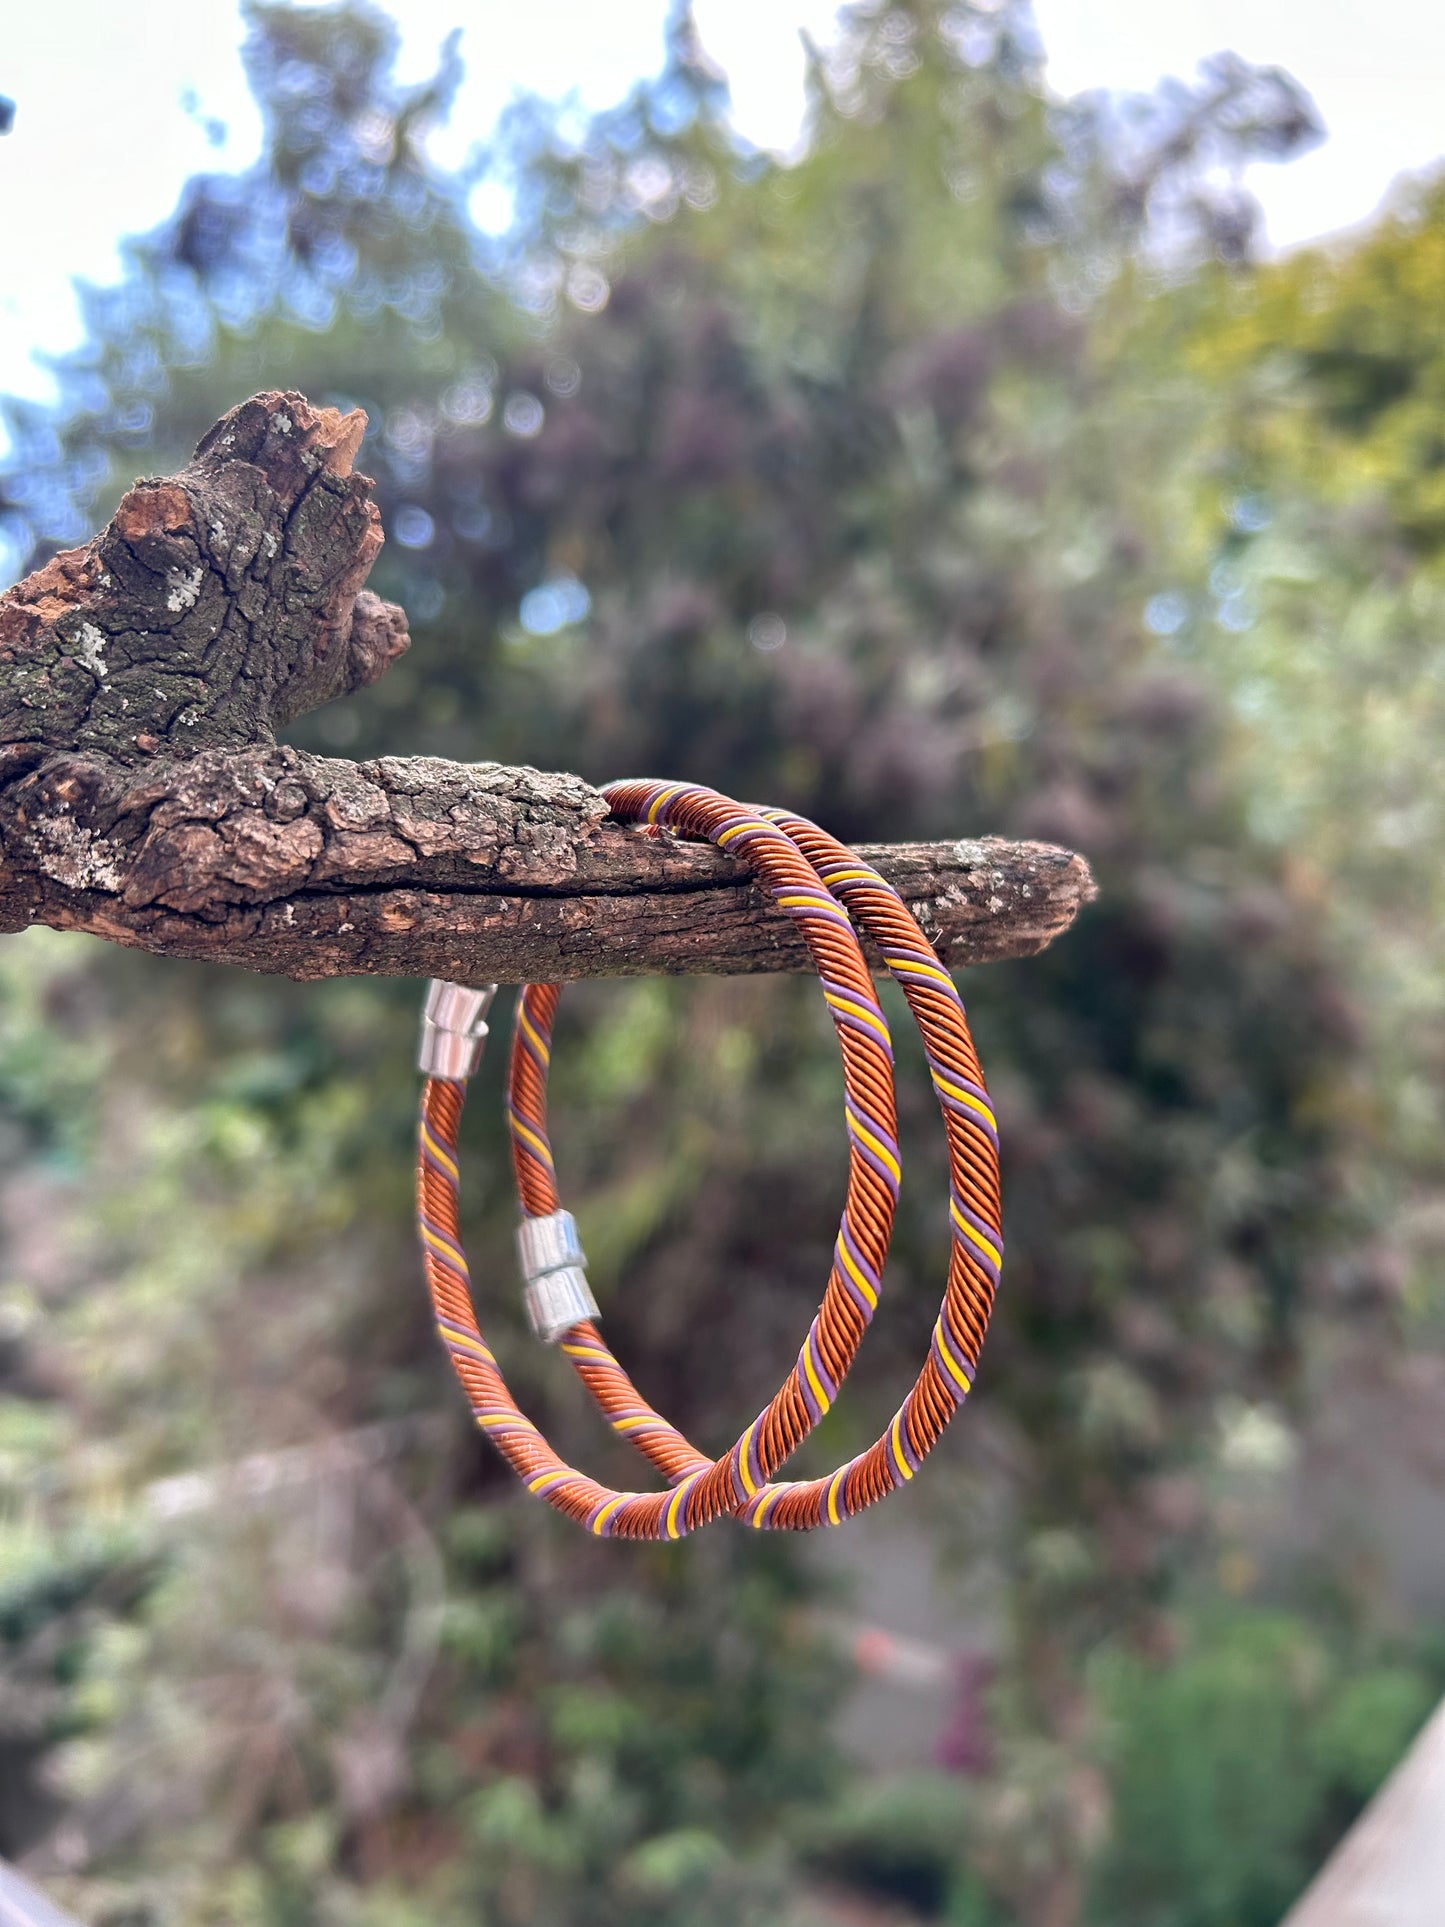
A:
419 980 498 1081
517 1208 600 1341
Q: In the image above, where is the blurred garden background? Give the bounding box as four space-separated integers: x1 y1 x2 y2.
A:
5 2 1445 1921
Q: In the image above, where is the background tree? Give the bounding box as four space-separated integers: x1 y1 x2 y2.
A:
1 4 1435 1923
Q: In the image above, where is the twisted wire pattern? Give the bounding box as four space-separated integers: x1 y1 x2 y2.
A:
420 782 904 1538
518 792 1003 1528
417 780 1004 1536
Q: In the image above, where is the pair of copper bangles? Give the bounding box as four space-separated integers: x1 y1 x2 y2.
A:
416 779 1003 1539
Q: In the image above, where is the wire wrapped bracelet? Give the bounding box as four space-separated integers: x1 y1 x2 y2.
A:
416 780 1003 1538
420 783 902 1539
518 793 1003 1529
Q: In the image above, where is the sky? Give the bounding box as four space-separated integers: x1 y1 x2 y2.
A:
1 0 1442 409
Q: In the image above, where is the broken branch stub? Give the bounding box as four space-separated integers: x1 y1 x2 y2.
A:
0 390 1095 981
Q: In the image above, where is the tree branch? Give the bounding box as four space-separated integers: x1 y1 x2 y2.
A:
0 392 1094 981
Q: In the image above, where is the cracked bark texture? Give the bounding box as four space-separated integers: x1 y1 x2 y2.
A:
0 391 1095 982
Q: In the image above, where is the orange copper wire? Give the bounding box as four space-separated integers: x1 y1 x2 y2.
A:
418 782 1003 1537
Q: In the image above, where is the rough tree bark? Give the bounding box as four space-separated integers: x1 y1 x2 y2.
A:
0 392 1094 982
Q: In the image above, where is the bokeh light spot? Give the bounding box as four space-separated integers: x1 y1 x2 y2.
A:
519 575 591 635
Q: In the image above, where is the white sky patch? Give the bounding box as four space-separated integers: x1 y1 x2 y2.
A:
468 178 517 237
0 4 261 411
1 1 1443 415
691 0 843 157
1031 0 1445 249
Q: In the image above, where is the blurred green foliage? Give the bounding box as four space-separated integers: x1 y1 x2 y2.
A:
1 2 1442 1922
795 1616 1439 1927
1087 1614 1436 1926
1170 185 1445 1218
